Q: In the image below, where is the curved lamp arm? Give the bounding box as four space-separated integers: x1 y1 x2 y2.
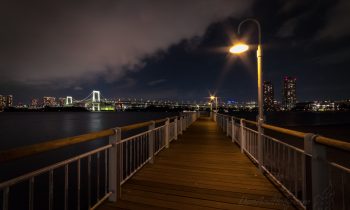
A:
237 18 261 46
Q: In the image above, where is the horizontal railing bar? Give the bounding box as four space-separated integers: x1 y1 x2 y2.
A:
216 112 350 153
243 126 258 134
262 134 305 154
0 145 112 189
328 161 350 173
0 129 114 163
244 119 257 125
315 136 350 152
0 116 183 163
155 118 168 124
120 121 153 132
90 192 112 210
261 123 306 139
120 157 152 185
118 130 151 144
118 124 166 144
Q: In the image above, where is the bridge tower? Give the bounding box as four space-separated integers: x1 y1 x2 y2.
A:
92 90 101 111
66 96 73 106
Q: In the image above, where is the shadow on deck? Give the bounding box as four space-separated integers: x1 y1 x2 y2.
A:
98 117 296 210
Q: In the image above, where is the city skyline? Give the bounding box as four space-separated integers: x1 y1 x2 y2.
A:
1 1 350 102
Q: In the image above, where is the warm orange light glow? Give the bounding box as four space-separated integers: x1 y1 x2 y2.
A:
229 43 249 54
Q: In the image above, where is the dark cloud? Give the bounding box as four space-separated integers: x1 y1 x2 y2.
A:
148 79 166 86
0 0 253 87
276 17 299 38
316 0 350 39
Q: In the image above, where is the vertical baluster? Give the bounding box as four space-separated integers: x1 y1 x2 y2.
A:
127 140 129 176
49 170 54 210
273 141 276 175
134 137 137 169
97 152 100 201
88 155 91 208
29 177 34 210
301 152 305 202
139 136 141 167
77 159 81 210
64 164 68 210
269 139 272 171
342 172 345 210
294 150 298 197
133 138 136 171
277 142 280 177
119 142 126 181
281 145 285 184
287 148 291 192
133 137 136 170
142 135 145 163
104 150 107 195
3 187 9 210
148 121 155 163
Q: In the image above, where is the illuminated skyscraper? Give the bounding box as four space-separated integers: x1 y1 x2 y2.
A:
58 97 66 107
263 81 274 111
43 97 56 107
31 98 39 108
283 76 296 110
0 95 4 110
5 95 13 107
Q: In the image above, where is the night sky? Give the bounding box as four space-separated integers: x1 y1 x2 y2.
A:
1 0 350 103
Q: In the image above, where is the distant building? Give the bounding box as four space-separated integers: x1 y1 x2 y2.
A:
43 97 56 107
31 98 39 108
58 97 66 107
5 95 13 107
263 81 274 111
0 95 4 110
0 95 13 109
283 76 296 110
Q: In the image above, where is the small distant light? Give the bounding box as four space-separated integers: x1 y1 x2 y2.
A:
229 43 249 54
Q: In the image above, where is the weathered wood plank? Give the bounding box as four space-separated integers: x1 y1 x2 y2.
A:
98 117 296 210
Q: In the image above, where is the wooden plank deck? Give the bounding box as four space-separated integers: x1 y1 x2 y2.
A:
98 117 296 210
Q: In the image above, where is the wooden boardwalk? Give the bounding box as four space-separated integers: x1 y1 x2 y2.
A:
99 117 296 210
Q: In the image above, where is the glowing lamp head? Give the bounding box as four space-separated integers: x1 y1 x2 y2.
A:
229 43 249 54
210 96 215 100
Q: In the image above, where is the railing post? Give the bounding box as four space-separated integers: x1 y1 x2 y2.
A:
213 112 217 122
304 133 330 210
174 117 178 140
231 117 235 143
183 116 187 131
257 116 264 172
165 118 170 148
240 119 246 153
108 127 121 202
179 115 183 135
226 117 229 136
148 121 155 164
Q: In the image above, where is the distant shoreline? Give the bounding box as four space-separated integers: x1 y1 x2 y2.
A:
3 107 89 112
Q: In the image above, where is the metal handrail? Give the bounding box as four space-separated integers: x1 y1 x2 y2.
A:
215 112 350 209
216 113 350 152
0 116 178 163
0 111 199 210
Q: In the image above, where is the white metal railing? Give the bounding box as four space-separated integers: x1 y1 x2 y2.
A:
0 112 198 210
215 113 350 210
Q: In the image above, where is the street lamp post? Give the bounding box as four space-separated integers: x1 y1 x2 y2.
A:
230 18 264 172
210 95 218 112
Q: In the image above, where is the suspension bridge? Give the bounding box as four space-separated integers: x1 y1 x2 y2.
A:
64 90 114 112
